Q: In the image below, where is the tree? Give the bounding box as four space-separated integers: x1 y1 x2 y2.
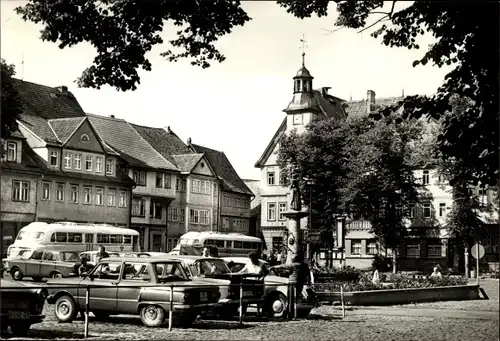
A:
277 0 499 188
1 59 23 141
15 0 250 91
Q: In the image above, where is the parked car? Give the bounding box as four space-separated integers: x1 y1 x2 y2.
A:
122 252 170 258
223 256 316 318
169 255 266 318
0 278 48 337
45 256 221 327
79 251 121 265
4 249 81 281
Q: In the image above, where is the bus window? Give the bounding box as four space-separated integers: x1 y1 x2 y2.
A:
97 234 110 243
225 241 233 248
110 234 122 243
85 234 93 243
68 233 82 243
215 240 224 248
54 232 67 243
234 241 242 249
243 242 251 249
124 235 132 244
33 232 45 241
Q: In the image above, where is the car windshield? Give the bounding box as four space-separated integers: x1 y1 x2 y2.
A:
154 262 189 282
190 259 231 277
60 251 80 262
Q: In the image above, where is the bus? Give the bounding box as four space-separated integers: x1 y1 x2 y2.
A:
6 221 140 259
169 231 263 257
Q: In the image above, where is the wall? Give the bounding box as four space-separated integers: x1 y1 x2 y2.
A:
1 171 39 219
129 169 177 199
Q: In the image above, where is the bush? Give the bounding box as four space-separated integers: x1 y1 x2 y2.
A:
314 266 363 283
372 254 392 271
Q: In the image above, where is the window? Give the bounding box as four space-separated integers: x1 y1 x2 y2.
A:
272 237 283 253
267 171 275 186
85 156 93 171
6 142 16 161
200 210 209 225
83 186 92 204
189 209 200 224
80 134 90 142
150 201 162 219
96 157 103 173
234 241 242 249
50 151 59 167
132 197 145 216
222 217 230 230
56 183 65 202
213 183 218 197
133 170 146 186
108 189 116 206
156 173 172 189
70 184 79 203
91 263 120 281
366 240 378 255
191 179 201 193
51 232 67 243
31 250 43 260
121 262 150 280
12 180 29 201
168 207 178 221
278 202 287 220
156 173 163 188
74 154 82 170
95 187 104 205
64 152 72 169
67 233 83 243
407 203 416 218
41 181 51 201
179 208 185 223
406 242 421 258
427 239 442 258
223 194 231 207
351 239 362 255
42 252 55 261
422 170 430 185
267 202 276 221
119 190 127 208
422 202 432 218
439 203 447 217
106 159 114 174
176 178 187 192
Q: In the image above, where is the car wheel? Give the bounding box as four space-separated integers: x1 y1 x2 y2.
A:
54 295 78 323
10 267 23 281
92 311 111 320
264 292 288 318
51 272 63 279
32 276 43 282
10 322 31 337
140 305 165 327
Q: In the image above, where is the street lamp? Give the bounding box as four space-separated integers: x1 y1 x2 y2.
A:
304 178 316 263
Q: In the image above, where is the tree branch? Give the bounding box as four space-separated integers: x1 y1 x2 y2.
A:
357 15 390 33
321 26 344 35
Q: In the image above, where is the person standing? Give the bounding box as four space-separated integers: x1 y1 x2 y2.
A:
95 245 109 263
239 252 269 277
276 250 282 265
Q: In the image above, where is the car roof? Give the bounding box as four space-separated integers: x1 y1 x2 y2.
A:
99 256 183 263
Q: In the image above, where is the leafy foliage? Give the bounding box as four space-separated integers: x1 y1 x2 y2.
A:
1 59 23 140
15 0 250 91
278 0 499 187
313 266 362 282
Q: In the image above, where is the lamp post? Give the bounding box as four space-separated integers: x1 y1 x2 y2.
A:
304 178 316 263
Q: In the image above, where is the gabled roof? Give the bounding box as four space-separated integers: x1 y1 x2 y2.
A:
191 144 253 196
131 124 193 164
87 114 179 171
254 117 286 168
1 139 43 174
172 154 205 174
243 179 261 209
17 114 61 145
13 79 86 119
343 96 403 118
47 117 86 145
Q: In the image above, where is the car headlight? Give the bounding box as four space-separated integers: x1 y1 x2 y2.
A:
37 288 48 300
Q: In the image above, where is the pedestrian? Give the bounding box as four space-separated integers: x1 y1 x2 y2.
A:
276 250 282 264
202 247 210 257
95 245 109 263
430 265 442 279
78 257 91 277
239 251 269 278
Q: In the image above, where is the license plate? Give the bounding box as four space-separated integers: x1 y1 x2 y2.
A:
3 300 29 309
8 311 30 319
200 292 208 302
243 291 253 297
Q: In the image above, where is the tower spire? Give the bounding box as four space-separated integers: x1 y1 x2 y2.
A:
300 34 307 67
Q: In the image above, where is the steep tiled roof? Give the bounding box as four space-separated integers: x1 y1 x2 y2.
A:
17 114 61 145
1 140 43 173
48 117 86 144
243 179 261 209
172 154 204 173
192 144 253 196
10 129 25 139
87 114 179 171
131 124 193 164
343 96 403 118
13 79 86 119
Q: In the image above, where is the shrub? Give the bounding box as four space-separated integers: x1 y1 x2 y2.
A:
313 266 363 283
372 254 392 271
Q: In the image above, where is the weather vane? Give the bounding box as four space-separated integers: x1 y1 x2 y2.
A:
299 34 308 66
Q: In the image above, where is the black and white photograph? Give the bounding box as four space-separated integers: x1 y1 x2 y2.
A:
0 1 498 340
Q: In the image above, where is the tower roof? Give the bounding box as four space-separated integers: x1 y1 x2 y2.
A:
294 66 312 78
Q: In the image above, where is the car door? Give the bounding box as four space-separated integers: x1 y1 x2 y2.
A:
117 262 151 314
25 250 43 277
40 251 56 277
77 261 120 311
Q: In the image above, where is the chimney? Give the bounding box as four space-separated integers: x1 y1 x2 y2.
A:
366 90 376 113
321 87 331 97
56 86 68 94
187 137 191 146
167 126 171 133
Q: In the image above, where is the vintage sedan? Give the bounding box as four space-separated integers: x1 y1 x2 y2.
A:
45 257 221 327
4 249 81 281
170 255 265 318
0 278 48 337
224 257 317 318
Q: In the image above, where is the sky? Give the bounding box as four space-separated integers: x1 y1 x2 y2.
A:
1 1 451 180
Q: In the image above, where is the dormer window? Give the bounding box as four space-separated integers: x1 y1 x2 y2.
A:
6 142 17 162
50 151 59 167
80 134 90 142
